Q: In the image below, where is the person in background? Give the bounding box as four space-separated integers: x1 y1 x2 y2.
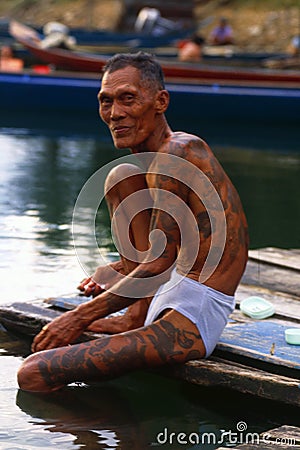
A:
210 17 234 46
40 21 77 50
0 45 23 72
178 34 205 62
287 35 300 57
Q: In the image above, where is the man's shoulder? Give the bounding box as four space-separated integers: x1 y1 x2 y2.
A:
164 132 210 158
167 131 206 149
154 132 214 175
171 131 200 142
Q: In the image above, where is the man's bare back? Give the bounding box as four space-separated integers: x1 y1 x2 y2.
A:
147 131 248 295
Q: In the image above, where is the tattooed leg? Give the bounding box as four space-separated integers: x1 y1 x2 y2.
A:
88 163 153 333
17 310 206 392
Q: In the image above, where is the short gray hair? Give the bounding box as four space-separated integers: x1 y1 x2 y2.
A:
102 52 165 91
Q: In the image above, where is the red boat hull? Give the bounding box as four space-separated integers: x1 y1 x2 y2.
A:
10 21 300 85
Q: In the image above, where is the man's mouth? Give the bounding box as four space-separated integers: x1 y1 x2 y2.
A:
112 126 130 135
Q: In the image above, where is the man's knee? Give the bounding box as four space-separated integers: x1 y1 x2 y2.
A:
155 311 206 360
104 163 145 195
17 352 62 393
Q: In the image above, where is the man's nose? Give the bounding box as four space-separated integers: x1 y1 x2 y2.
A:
110 101 124 120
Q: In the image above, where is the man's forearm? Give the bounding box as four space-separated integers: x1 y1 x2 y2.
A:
76 260 172 324
109 260 124 272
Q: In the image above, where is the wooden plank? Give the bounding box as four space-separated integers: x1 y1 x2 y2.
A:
241 259 300 298
165 357 300 406
217 443 300 449
218 444 300 449
0 300 103 342
217 321 300 370
263 426 300 445
249 248 300 272
0 301 61 336
217 425 300 449
44 295 92 310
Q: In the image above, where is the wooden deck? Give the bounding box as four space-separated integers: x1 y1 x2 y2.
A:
0 247 299 405
217 425 300 449
166 248 300 405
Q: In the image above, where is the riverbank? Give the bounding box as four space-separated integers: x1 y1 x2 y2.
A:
0 0 299 53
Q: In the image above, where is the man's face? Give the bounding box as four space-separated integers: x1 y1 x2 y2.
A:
98 66 159 150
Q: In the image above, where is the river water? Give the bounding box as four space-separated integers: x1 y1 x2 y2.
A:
0 113 299 449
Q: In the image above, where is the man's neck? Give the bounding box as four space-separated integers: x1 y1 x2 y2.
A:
131 118 171 154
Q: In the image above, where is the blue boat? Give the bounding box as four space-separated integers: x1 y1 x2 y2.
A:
1 70 299 124
0 17 195 49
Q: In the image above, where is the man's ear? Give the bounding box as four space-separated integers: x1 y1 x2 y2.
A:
155 90 169 114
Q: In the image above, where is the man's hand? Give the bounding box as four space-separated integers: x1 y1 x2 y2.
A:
77 276 105 297
31 309 88 353
77 263 124 297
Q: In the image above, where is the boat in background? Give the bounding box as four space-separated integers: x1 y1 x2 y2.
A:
1 69 299 124
1 16 196 49
9 21 300 85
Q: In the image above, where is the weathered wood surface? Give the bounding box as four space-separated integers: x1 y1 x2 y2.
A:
242 261 300 298
0 301 61 336
0 300 102 343
249 248 300 272
170 248 300 405
164 358 300 406
217 425 300 449
217 321 300 370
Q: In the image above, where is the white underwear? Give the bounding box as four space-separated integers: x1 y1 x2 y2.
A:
144 269 235 357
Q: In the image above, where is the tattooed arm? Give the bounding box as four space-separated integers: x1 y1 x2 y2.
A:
32 163 189 352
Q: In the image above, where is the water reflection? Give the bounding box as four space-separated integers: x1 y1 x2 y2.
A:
213 146 300 249
17 384 142 449
0 133 122 301
15 370 300 450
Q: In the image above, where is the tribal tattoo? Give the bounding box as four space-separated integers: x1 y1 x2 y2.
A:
35 318 204 390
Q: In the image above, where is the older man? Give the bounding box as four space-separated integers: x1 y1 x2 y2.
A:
18 53 248 392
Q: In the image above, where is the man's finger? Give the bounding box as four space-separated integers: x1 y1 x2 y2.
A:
77 277 92 290
31 325 53 352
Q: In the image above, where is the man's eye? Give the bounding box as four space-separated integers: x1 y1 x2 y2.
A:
123 95 134 102
100 97 112 106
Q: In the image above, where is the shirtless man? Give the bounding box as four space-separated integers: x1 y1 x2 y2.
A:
17 53 248 392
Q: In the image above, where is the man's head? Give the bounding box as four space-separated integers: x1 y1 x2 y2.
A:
98 52 169 151
102 52 165 92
